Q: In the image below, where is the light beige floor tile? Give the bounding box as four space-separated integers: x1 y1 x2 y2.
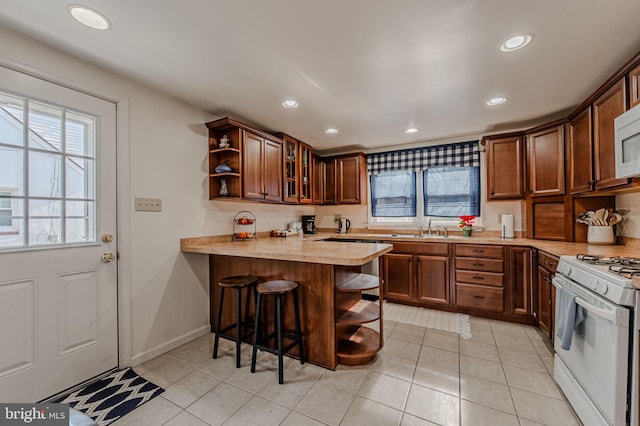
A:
341 396 403 426
371 352 417 382
225 362 279 394
460 399 519 426
459 374 515 415
511 387 580 425
518 419 546 426
162 370 221 408
497 347 547 373
111 396 181 426
383 337 422 361
530 335 554 357
318 365 369 394
186 382 252 425
418 345 459 372
412 363 459 397
463 328 495 345
422 330 459 352
257 371 315 408
390 323 427 344
490 320 528 337
503 365 562 399
400 413 439 425
162 410 210 426
166 339 208 358
280 411 327 426
197 332 214 345
459 339 500 362
294 382 355 426
196 353 243 381
133 354 172 375
139 357 195 388
358 372 411 410
173 344 216 367
223 395 290 426
404 384 460 426
283 358 326 381
469 317 493 332
493 333 535 351
459 354 506 384
541 355 554 375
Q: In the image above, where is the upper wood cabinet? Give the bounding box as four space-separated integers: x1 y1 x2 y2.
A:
630 62 640 109
206 117 282 202
527 125 565 197
278 134 313 204
323 158 337 205
568 107 594 194
593 78 628 190
485 135 524 200
312 155 324 204
242 130 283 202
337 154 367 204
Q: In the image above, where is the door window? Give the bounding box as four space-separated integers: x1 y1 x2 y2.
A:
0 92 97 248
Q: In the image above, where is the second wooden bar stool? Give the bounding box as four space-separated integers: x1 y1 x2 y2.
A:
213 274 259 368
251 280 304 384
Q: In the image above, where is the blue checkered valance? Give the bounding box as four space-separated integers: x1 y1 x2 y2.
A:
367 140 480 175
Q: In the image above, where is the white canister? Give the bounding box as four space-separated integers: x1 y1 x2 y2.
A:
587 226 615 245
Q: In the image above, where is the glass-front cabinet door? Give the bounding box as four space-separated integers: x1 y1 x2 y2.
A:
300 143 312 204
283 136 299 203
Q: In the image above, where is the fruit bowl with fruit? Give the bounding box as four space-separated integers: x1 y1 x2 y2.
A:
232 210 256 241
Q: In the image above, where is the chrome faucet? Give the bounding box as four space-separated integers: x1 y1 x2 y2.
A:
427 219 432 236
435 225 449 238
418 225 424 236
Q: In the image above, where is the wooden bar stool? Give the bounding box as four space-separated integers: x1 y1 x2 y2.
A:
251 280 305 384
213 274 259 368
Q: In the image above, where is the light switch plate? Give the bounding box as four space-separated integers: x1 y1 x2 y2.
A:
135 197 162 212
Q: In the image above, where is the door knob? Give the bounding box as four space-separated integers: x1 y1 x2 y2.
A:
101 252 115 263
102 234 113 243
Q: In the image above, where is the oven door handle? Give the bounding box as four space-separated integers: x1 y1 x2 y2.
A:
575 297 628 327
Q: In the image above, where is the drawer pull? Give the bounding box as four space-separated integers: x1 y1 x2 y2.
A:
472 263 485 267
472 276 485 280
472 249 485 253
544 261 554 266
473 295 485 300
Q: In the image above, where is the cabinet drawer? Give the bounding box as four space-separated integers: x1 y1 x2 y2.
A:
455 257 504 273
455 245 504 259
456 283 504 312
455 270 504 287
390 242 449 256
538 251 559 273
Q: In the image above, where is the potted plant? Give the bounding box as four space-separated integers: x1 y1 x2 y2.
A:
458 215 476 237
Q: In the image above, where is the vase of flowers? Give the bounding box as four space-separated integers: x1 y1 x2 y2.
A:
458 215 476 237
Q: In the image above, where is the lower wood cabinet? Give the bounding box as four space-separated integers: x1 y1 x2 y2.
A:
382 242 451 308
383 241 537 325
537 251 559 340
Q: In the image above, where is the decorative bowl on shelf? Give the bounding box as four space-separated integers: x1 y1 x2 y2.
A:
215 164 232 173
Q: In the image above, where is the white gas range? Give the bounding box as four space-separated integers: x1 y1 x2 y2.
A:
553 254 640 426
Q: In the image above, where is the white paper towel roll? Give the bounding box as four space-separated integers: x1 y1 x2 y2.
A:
501 213 515 239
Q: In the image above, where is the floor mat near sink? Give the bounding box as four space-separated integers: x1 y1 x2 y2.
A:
384 301 471 339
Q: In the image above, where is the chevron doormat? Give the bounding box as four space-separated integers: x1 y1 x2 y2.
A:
55 368 164 425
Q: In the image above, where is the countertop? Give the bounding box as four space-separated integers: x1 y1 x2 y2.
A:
181 232 639 264
180 234 393 266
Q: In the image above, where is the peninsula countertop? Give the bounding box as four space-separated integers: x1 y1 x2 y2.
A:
180 234 393 266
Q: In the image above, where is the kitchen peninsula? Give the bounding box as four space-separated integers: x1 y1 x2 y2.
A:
180 235 393 370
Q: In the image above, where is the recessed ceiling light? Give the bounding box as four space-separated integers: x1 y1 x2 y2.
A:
486 97 507 106
405 128 419 134
500 34 533 52
282 100 299 108
67 4 112 30
325 128 338 134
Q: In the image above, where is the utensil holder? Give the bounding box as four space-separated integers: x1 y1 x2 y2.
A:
587 226 615 245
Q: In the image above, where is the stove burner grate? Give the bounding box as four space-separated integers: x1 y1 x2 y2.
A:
608 265 640 279
576 253 640 267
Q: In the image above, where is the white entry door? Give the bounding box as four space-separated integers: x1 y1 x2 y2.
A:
0 66 118 402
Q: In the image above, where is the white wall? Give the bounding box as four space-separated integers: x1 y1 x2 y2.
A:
616 193 640 238
0 26 314 365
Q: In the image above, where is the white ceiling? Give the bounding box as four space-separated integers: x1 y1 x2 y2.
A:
1 1 640 153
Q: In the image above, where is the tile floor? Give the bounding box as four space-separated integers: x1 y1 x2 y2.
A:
113 316 581 426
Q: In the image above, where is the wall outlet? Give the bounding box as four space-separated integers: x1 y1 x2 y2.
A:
135 197 162 212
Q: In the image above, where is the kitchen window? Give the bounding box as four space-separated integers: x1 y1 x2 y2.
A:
367 141 481 226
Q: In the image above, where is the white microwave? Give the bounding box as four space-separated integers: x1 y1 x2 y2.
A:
615 103 640 179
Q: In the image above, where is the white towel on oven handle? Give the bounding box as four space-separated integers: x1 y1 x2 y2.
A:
555 285 585 350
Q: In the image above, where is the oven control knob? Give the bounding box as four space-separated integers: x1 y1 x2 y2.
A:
563 266 572 276
595 282 608 295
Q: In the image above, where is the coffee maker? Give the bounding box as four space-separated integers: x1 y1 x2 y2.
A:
301 215 316 234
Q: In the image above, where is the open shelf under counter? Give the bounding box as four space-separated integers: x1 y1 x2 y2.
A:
336 273 380 292
336 325 381 366
336 299 380 324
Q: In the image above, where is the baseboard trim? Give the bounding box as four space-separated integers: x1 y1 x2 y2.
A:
131 325 210 366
